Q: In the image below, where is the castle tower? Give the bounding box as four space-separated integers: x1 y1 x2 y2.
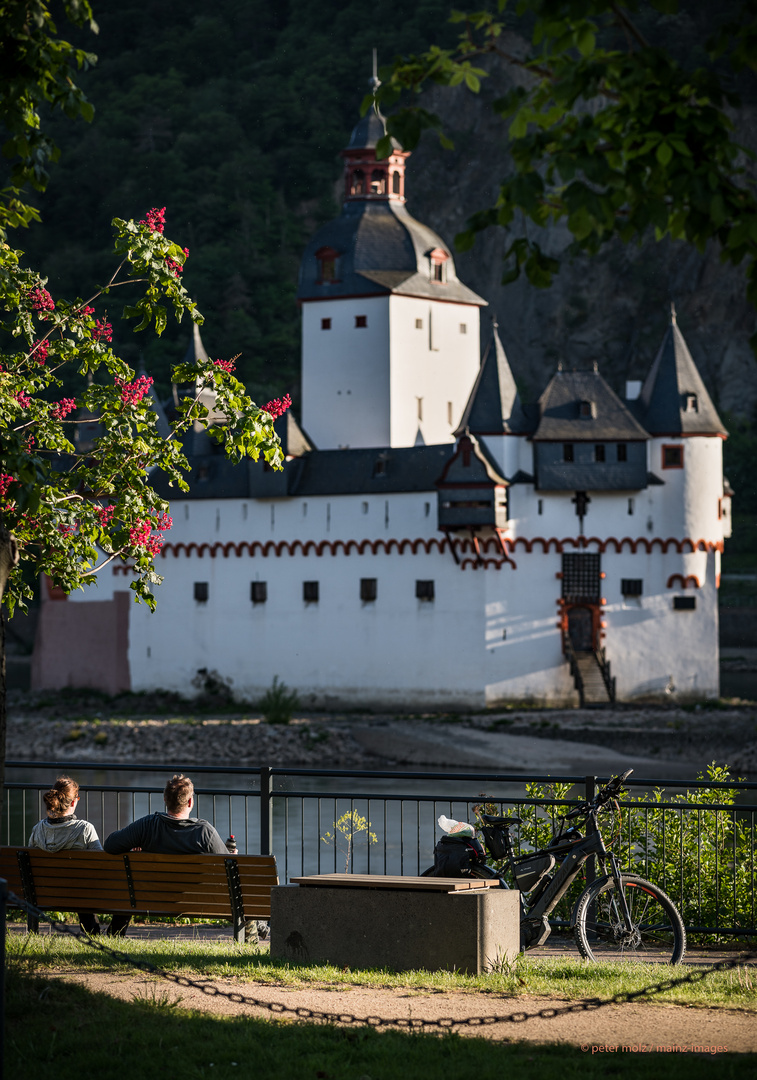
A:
298 96 486 450
634 305 728 543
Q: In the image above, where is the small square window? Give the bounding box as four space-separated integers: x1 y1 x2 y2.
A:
416 580 435 602
685 393 698 413
594 444 605 463
538 499 543 515
303 581 319 603
579 400 595 419
617 443 627 463
415 318 423 329
673 595 696 610
663 445 684 469
355 315 367 328
251 581 267 604
321 318 331 330
621 579 643 597
360 578 377 602
563 443 574 463
194 582 209 603
459 323 467 334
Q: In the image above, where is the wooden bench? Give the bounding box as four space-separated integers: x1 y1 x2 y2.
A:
0 847 278 943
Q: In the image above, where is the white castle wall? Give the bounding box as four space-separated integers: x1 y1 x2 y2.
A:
301 296 391 449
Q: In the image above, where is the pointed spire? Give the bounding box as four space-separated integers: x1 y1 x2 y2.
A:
183 322 209 366
454 318 530 435
637 310 727 436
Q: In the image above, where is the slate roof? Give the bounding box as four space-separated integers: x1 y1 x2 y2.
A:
346 107 400 151
297 200 485 306
455 321 533 436
634 312 727 436
151 440 454 501
533 370 650 441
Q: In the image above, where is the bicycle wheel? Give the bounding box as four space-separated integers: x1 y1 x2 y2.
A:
574 874 686 964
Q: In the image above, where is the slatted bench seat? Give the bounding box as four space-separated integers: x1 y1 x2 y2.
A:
0 846 278 943
270 873 520 974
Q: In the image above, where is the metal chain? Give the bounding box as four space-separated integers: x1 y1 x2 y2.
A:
6 892 756 1032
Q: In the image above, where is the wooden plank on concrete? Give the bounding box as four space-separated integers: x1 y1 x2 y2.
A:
290 873 492 891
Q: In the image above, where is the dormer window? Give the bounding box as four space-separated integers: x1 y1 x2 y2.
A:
685 393 698 413
392 171 401 194
428 248 449 283
315 246 340 284
579 400 596 419
370 169 386 194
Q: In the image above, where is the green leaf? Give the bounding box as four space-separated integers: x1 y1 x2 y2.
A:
656 141 673 167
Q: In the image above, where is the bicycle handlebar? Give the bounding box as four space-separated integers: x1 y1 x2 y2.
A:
562 769 634 820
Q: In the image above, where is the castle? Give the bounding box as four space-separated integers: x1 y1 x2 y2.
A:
32 104 731 707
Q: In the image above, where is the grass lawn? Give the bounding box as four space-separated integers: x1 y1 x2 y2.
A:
5 935 757 1078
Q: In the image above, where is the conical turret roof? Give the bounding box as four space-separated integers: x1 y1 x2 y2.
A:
636 308 727 436
455 320 532 435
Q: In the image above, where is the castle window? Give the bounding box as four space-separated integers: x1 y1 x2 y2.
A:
321 317 331 330
370 169 385 194
662 445 684 469
673 595 696 610
360 578 377 602
685 393 698 413
351 169 365 195
579 400 595 419
561 553 601 603
194 582 209 603
563 443 574 463
392 170 401 194
447 401 453 425
415 318 423 329
303 581 319 603
416 580 435 602
621 579 643 597
628 497 634 515
315 246 340 283
362 501 369 514
250 581 267 604
459 323 467 334
617 443 627 462
417 397 423 421
594 444 605 463
428 248 448 283
355 315 367 328
538 499 543 515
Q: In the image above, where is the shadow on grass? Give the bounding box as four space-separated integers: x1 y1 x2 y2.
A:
5 965 755 1080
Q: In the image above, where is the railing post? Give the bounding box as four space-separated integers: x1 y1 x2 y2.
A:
585 775 596 889
1 875 6 1080
259 766 273 856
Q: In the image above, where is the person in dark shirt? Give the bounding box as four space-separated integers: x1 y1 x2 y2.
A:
104 773 227 935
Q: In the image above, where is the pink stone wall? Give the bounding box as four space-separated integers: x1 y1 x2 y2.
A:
31 591 131 695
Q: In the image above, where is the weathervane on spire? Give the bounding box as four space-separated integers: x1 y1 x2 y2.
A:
370 48 380 93
670 299 677 325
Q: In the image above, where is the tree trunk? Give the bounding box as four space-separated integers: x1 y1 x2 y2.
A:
0 525 20 837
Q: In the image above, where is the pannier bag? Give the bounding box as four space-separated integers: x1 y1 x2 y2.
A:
513 852 556 893
432 834 487 877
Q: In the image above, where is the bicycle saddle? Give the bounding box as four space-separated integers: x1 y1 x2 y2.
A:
481 813 521 828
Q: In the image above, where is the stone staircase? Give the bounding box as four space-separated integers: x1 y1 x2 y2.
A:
574 650 614 706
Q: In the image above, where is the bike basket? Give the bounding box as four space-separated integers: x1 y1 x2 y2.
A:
514 852 555 893
431 834 486 877
480 824 508 861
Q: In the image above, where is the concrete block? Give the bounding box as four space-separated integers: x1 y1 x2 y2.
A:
270 884 520 974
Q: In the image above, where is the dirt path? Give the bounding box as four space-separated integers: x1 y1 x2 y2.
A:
46 967 755 1052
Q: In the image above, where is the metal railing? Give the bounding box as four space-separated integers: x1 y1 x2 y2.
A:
4 760 756 937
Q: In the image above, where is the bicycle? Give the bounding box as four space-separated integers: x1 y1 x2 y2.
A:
425 769 687 964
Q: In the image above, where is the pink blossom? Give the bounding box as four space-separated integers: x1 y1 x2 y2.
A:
95 504 115 527
26 435 35 451
115 374 153 405
29 287 55 313
129 520 152 548
144 535 164 556
263 393 292 420
51 398 77 420
93 318 113 343
153 510 172 531
15 391 31 408
0 474 15 498
58 523 74 538
31 339 48 365
140 207 166 234
213 358 235 375
79 305 95 319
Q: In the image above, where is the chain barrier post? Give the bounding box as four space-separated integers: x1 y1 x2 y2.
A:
1 875 7 1080
260 766 273 856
